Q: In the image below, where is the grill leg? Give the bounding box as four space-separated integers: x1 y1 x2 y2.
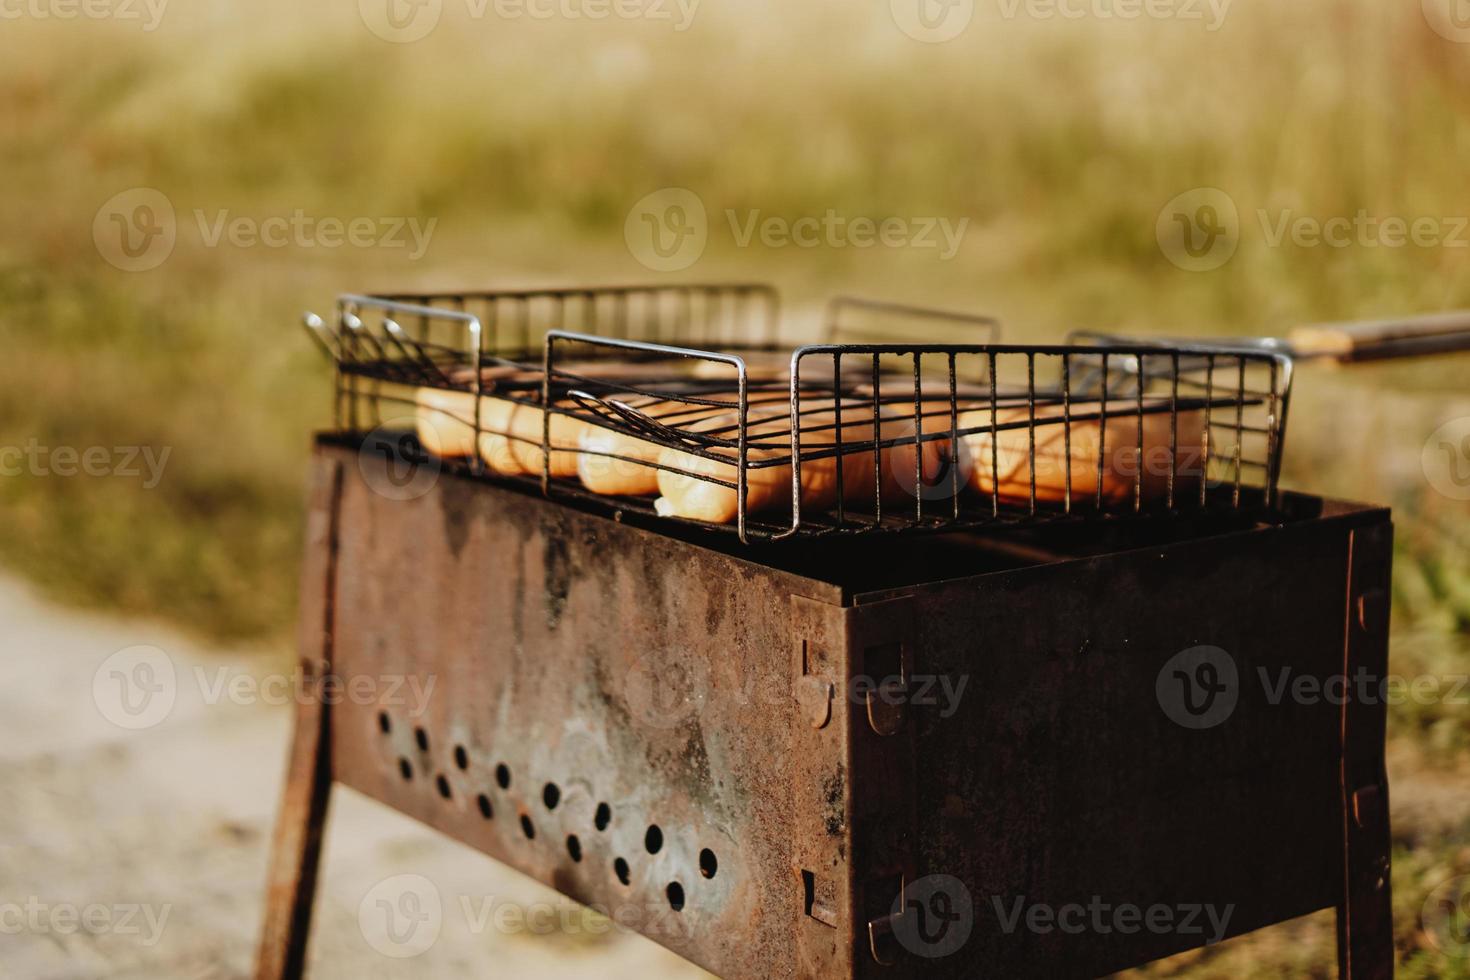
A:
1337 781 1393 980
255 685 334 980
1337 524 1395 980
256 459 344 980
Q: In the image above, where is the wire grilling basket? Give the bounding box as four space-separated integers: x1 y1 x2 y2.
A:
304 283 1293 543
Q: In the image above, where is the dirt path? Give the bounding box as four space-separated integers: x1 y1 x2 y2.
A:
0 576 707 979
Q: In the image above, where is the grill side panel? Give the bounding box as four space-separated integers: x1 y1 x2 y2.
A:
324 443 853 979
853 515 1382 978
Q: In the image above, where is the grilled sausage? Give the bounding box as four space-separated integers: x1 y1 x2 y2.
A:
652 400 944 524
957 400 1207 505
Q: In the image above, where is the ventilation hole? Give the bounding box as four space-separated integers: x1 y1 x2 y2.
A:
453 745 469 771
594 803 612 832
377 711 391 734
543 783 561 810
398 758 413 781
414 727 429 752
495 764 511 790
520 815 536 840
477 794 493 819
436 774 452 800
613 857 630 886
667 882 685 912
644 825 663 855
699 849 718 880
566 834 583 863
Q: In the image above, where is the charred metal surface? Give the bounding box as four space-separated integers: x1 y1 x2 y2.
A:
866 507 1393 978
326 442 846 978
791 595 856 977
1338 523 1394 980
267 439 1395 979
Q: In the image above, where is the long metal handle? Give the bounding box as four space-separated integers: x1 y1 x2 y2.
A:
1288 310 1470 363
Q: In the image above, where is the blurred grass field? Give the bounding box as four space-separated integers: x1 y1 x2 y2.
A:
1 0 1467 974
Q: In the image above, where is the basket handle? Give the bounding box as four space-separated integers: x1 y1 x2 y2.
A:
1289 310 1470 363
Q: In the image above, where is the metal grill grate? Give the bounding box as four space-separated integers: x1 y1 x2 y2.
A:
305 285 1294 543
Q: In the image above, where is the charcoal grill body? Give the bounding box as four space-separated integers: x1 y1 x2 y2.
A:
257 439 1394 979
